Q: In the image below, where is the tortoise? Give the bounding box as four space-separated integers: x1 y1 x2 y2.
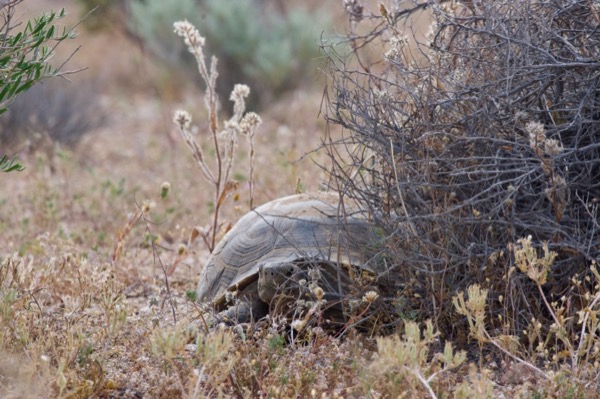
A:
196 192 384 324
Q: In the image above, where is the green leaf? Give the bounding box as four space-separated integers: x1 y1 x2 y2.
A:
31 19 48 36
0 83 11 102
33 65 42 80
13 32 23 44
0 55 11 67
15 80 35 96
0 155 26 173
31 35 45 49
0 6 77 118
6 75 22 99
46 25 55 39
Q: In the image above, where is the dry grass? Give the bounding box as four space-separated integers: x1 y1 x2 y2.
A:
2 1 600 398
0 3 346 397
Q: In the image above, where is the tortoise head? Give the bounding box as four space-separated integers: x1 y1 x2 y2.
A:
257 261 302 303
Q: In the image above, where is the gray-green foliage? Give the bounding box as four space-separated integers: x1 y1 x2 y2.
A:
130 0 329 105
0 7 75 115
1 3 77 172
130 0 196 64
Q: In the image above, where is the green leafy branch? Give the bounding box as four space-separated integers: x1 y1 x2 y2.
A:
1 6 80 115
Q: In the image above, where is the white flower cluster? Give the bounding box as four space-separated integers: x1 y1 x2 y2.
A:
173 110 192 130
526 121 545 149
239 112 262 136
525 121 564 156
362 290 379 304
544 138 563 156
230 84 250 102
173 20 205 52
384 34 409 61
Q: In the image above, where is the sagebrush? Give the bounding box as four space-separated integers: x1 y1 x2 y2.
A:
130 0 329 107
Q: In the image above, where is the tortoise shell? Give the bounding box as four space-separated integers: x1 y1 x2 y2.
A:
196 192 377 309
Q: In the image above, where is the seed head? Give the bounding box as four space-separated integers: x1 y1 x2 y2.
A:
160 181 171 199
526 121 545 149
312 286 324 300
544 138 563 156
230 84 250 101
344 0 363 22
239 112 262 136
173 110 192 130
291 319 306 331
362 291 379 304
173 20 205 49
141 200 155 213
308 268 322 282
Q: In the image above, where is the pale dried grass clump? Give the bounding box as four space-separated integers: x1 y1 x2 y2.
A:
452 241 600 396
0 230 198 398
2 232 596 398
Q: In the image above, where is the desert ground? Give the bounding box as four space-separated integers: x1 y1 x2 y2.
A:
0 1 368 397
2 1 599 398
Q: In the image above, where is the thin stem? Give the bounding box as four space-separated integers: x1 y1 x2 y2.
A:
536 282 574 365
575 291 600 370
405 367 438 399
248 134 255 209
486 332 552 381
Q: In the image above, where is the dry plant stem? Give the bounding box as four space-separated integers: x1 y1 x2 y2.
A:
335 302 372 338
536 282 575 365
389 138 416 237
142 209 177 324
112 209 143 262
116 199 178 324
575 291 600 369
326 0 600 347
53 46 87 80
486 331 551 381
207 74 222 251
49 6 102 79
348 151 374 181
248 135 255 209
175 23 223 252
210 184 221 251
406 367 438 399
191 366 205 399
149 232 177 325
178 125 215 182
175 22 261 251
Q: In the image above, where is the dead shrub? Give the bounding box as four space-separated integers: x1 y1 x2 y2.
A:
322 0 600 344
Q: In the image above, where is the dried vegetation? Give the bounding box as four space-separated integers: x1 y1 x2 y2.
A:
322 0 600 396
2 0 600 398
